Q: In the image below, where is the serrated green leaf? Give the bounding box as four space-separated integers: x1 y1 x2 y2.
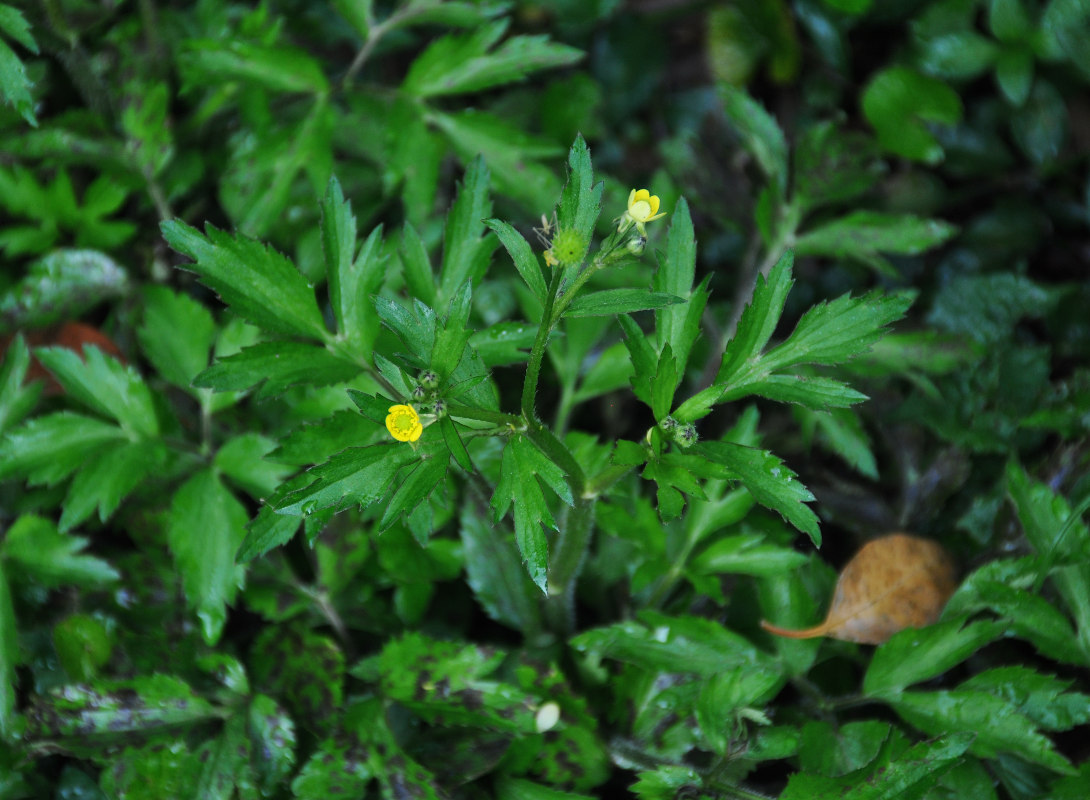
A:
432 281 473 378
469 321 538 367
893 690 1074 773
0 334 39 434
439 157 494 305
798 720 891 778
0 412 126 485
250 624 344 731
271 444 417 516
194 341 361 398
192 715 251 800
961 666 1090 731
565 289 684 318
494 777 595 800
794 212 957 276
59 440 167 532
618 314 656 407
696 666 782 754
485 219 548 304
390 1 510 29
380 456 448 532
138 286 215 390
762 290 914 373
401 21 582 98
864 618 1006 697
0 33 35 126
693 441 820 545
440 416 473 472
491 435 572 592
36 346 159 437
0 249 127 330
166 470 248 644
649 344 678 421
323 178 387 355
781 732 973 800
736 374 868 409
716 250 794 386
372 295 437 366
793 121 885 213
556 135 602 246
291 732 372 798
247 695 296 794
178 40 328 94
2 514 118 587
235 503 302 564
161 220 328 341
806 408 878 479
1006 459 1088 562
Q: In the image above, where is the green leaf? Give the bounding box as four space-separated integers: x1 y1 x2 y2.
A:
291 733 372 798
716 250 794 386
630 767 706 800
780 732 974 799
653 199 707 371
494 777 595 800
995 48 1034 105
323 177 386 354
0 412 127 485
2 514 118 587
491 435 573 592
619 314 657 407
567 289 685 319
793 121 885 213
380 456 448 531
0 7 36 126
0 561 17 739
556 135 602 247
864 617 1006 697
696 666 782 753
798 720 892 778
59 440 167 532
372 295 437 367
0 249 127 330
271 444 418 516
26 675 216 739
375 632 536 732
693 441 820 545
738 374 868 409
862 67 963 164
247 695 296 795
235 503 302 564
460 503 541 634
1011 80 1067 166
250 624 344 731
439 157 494 305
485 219 548 304
400 222 436 308
138 286 215 390
99 742 196 799
194 341 361 398
794 212 957 276
649 345 679 420
469 322 538 367
36 346 159 437
718 84 788 190
161 220 328 341
0 334 40 434
192 715 252 800
401 21 582 98
571 611 777 678
178 40 329 94
805 408 878 479
432 281 474 378
961 666 1090 731
1006 459 1088 563
892 690 1074 773
434 109 562 211
214 433 291 499
166 470 248 644
689 533 808 577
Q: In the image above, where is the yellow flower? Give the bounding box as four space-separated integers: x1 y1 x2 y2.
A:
386 404 423 442
543 249 558 267
624 189 666 226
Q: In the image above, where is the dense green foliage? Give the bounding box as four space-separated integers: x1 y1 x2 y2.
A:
2 0 1089 798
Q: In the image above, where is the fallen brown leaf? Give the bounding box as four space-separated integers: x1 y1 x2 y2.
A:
761 533 958 645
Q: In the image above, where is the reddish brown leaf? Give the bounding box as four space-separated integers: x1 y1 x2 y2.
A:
761 533 958 645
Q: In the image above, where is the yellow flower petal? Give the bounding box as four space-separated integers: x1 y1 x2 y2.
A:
386 404 423 443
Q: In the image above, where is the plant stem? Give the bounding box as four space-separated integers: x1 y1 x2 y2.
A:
521 267 564 420
544 496 597 634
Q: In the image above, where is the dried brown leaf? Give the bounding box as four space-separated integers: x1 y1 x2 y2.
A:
761 533 957 645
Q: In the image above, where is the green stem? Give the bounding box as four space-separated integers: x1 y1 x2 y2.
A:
521 267 564 420
544 496 596 634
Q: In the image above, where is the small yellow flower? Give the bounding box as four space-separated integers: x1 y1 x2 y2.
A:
386 404 423 442
624 189 666 227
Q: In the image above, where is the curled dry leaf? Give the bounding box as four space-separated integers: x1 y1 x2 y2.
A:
761 533 958 645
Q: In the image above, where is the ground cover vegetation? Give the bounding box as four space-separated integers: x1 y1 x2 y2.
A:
1 0 1089 797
